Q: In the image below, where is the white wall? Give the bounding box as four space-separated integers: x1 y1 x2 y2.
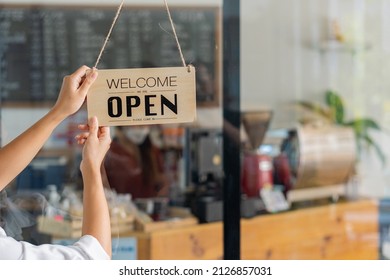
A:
242 0 390 130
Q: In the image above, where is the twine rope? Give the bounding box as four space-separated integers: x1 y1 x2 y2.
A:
94 0 188 70
94 0 125 68
163 0 187 68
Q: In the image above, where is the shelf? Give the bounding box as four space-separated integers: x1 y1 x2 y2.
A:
316 40 371 53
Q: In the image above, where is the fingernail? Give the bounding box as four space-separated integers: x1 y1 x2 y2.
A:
89 69 98 80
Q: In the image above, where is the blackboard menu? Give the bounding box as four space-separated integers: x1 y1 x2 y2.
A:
0 5 220 106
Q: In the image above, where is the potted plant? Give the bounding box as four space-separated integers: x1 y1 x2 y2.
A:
297 90 386 166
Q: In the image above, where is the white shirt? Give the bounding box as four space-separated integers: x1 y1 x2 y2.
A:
0 226 109 260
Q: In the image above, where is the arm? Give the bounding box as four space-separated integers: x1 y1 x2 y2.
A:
0 117 112 261
79 116 112 258
0 66 98 191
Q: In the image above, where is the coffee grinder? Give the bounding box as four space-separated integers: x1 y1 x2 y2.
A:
240 111 274 216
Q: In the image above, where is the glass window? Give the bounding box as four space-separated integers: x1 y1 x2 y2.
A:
0 0 224 260
240 0 383 260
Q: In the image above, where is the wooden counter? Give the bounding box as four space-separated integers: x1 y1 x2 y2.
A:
128 199 379 260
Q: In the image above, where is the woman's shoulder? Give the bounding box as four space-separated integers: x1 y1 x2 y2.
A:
0 226 6 237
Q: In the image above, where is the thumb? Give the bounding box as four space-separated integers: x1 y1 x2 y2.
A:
79 68 98 94
88 116 99 137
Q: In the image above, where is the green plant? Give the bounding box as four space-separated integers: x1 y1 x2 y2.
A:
297 90 386 166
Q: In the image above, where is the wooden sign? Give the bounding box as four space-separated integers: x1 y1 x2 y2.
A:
87 66 196 126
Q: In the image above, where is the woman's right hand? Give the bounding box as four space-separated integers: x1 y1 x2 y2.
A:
52 66 98 120
79 116 111 174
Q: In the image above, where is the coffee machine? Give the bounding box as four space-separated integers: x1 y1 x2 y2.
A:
184 127 224 222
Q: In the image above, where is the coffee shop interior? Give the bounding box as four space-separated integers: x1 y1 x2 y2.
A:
2 0 390 260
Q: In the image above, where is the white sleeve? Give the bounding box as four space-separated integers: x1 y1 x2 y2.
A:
0 228 110 260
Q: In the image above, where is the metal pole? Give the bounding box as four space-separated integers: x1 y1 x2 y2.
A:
222 0 240 260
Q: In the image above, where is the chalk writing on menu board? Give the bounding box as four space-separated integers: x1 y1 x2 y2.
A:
0 5 220 107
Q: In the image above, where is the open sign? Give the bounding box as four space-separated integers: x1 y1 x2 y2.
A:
87 66 196 126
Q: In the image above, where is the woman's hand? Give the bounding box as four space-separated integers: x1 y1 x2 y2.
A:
52 65 98 119
79 116 111 174
78 117 112 258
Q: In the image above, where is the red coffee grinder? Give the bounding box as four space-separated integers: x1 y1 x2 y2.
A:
241 111 273 197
